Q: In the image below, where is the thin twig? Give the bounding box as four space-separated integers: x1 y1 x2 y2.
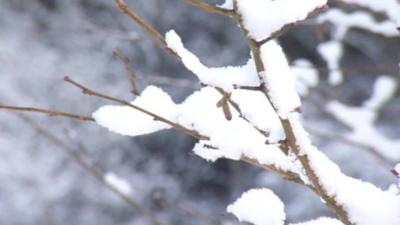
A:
181 0 234 17
18 115 163 225
114 0 178 57
64 76 209 140
113 48 140 96
115 0 165 46
0 104 94 121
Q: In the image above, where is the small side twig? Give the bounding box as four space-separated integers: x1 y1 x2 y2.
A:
64 76 209 141
113 48 140 96
0 104 94 121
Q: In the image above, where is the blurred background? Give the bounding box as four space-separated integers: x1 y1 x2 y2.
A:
0 0 399 224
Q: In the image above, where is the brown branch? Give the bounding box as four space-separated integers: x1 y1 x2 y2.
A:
18 115 163 225
0 104 94 121
181 0 234 17
115 0 165 47
241 157 308 187
64 76 209 141
114 0 178 57
113 48 140 96
232 1 352 224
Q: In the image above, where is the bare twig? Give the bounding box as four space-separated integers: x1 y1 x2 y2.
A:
0 104 94 121
115 0 165 47
18 115 163 225
181 0 234 17
64 76 209 140
113 48 140 96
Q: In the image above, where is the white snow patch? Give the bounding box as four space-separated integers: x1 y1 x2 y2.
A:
93 86 177 136
104 173 132 196
317 41 343 85
260 41 301 118
236 0 327 41
165 30 260 92
290 217 344 225
227 188 285 225
317 9 399 38
291 59 319 96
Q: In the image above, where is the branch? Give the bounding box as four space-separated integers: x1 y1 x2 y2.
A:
0 104 94 121
64 76 209 141
232 1 352 224
113 48 140 96
181 0 234 17
115 0 165 46
18 115 163 225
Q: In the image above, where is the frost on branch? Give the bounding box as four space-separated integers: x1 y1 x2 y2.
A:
227 188 285 225
233 0 327 41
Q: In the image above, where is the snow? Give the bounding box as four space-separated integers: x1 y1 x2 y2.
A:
230 90 284 142
317 9 399 38
227 188 285 225
104 173 132 196
363 76 397 110
288 114 400 225
338 0 400 26
93 86 177 136
218 0 233 10
235 0 327 41
326 76 400 160
165 30 260 92
290 217 343 225
291 59 319 96
259 40 301 118
317 41 343 85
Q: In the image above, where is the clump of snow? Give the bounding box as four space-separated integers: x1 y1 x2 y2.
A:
104 173 132 196
291 59 319 96
227 188 285 225
317 41 343 85
93 86 177 136
165 30 260 92
259 41 301 118
235 0 327 41
290 217 344 225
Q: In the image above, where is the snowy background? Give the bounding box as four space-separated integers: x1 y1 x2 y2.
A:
0 0 399 225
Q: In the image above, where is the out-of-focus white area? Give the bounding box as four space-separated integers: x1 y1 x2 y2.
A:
0 0 399 225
